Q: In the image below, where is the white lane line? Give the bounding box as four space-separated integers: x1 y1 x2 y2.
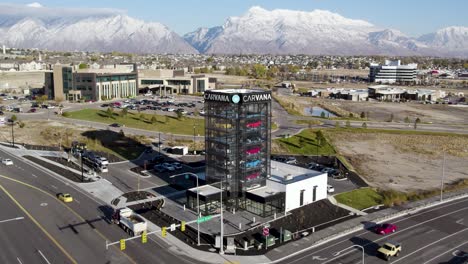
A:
37 250 51 264
50 185 58 189
287 200 468 264
16 257 23 264
391 228 468 263
422 240 468 264
31 174 37 178
456 218 464 224
74 199 80 204
0 216 24 223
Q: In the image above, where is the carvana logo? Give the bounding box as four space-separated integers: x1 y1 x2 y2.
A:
232 94 240 104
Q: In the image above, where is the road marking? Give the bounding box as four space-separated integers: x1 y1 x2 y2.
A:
37 250 51 264
50 184 58 189
311 256 327 260
422 240 468 263
391 228 468 263
456 218 464 224
287 202 468 264
0 175 137 264
0 184 78 264
74 199 80 204
31 174 37 178
16 257 23 264
0 216 24 223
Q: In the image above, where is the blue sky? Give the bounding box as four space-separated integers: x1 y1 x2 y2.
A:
12 0 468 35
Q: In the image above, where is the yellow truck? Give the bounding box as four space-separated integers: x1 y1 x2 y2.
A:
377 242 401 261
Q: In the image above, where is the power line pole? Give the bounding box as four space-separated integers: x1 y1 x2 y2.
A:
440 152 446 202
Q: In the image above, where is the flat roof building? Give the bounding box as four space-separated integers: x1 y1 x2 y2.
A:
369 60 417 84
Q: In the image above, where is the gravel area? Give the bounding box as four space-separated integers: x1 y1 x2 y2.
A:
122 191 156 202
24 155 93 183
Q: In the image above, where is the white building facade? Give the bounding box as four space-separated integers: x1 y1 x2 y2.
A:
369 60 417 84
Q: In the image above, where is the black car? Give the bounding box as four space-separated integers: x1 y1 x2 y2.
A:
152 155 165 163
109 123 122 127
101 103 109 107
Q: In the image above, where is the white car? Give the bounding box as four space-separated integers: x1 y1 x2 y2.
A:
97 156 109 166
2 158 13 165
167 108 175 112
327 185 335 193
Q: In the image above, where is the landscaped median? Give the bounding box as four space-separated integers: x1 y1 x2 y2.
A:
63 109 205 135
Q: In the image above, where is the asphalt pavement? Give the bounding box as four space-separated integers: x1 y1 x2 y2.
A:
0 148 208 264
275 196 468 264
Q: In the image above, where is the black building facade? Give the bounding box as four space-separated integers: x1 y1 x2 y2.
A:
204 89 272 211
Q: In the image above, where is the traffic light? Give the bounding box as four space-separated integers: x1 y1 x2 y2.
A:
162 227 167 237
120 239 126 251
141 231 147 244
181 221 186 232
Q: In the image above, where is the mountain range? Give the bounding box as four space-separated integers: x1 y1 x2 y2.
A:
1 4 467 57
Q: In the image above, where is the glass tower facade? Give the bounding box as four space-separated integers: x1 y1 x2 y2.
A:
204 89 271 210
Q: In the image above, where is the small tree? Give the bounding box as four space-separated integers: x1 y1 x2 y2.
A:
415 117 421 124
362 122 367 129
10 114 17 122
151 116 157 124
176 111 183 120
320 111 326 118
360 112 366 119
36 95 48 106
349 113 354 118
106 107 114 119
404 116 410 123
121 108 128 117
346 120 351 128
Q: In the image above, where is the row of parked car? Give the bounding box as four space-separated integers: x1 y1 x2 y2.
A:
154 162 183 172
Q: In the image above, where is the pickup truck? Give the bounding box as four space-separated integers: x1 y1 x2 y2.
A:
378 242 401 261
112 208 147 236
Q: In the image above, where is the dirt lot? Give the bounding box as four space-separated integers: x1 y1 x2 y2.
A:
327 130 468 192
336 100 468 125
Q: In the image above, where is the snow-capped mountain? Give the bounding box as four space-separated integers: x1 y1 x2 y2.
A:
184 6 468 57
0 3 197 54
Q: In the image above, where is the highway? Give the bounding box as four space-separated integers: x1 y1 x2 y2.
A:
276 196 468 264
0 148 207 264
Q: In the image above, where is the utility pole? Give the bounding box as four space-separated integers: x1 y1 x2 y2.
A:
81 154 84 182
10 121 14 147
440 151 446 202
158 132 161 154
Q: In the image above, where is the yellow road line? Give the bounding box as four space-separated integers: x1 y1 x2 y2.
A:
0 175 137 264
0 184 78 264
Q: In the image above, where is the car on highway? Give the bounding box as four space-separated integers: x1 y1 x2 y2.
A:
2 158 13 165
375 223 397 235
109 123 122 127
377 242 401 261
57 193 73 203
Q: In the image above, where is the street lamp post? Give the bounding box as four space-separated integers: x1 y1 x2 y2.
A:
333 245 365 264
193 124 196 154
80 154 84 182
10 121 14 147
170 172 200 246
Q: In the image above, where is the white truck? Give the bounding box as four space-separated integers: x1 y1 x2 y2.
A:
112 208 147 236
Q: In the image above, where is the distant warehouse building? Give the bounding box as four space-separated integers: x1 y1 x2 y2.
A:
45 64 137 102
369 60 417 84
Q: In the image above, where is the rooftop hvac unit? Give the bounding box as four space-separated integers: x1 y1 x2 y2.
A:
284 174 293 181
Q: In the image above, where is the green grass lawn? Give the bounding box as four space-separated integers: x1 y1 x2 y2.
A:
274 129 336 155
64 109 205 135
335 188 383 210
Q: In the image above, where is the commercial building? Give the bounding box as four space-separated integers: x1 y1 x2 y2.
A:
186 89 329 217
45 65 138 101
329 89 369 101
139 69 216 95
369 60 417 84
368 85 445 102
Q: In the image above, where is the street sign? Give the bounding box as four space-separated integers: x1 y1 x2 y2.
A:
120 239 126 250
170 224 176 231
263 227 269 236
141 231 147 244
197 215 212 223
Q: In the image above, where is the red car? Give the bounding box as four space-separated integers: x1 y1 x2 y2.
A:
375 223 397 235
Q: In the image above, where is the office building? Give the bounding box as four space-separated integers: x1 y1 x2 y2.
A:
369 60 417 84
139 69 216 95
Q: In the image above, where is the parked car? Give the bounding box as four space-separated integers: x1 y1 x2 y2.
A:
97 156 109 166
152 155 165 163
153 164 166 173
162 162 175 171
2 158 13 165
172 162 183 170
28 108 37 113
109 123 122 127
375 223 397 235
327 185 335 193
57 193 73 203
285 157 297 164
